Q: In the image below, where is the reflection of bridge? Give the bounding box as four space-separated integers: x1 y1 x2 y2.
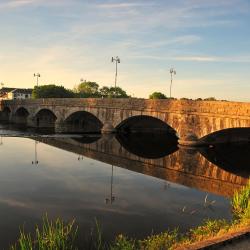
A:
1 98 250 145
36 135 249 197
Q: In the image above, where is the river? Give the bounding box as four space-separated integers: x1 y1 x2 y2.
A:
0 124 249 248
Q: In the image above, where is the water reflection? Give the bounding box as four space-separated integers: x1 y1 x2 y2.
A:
38 134 249 197
116 133 178 159
0 128 249 248
199 143 250 178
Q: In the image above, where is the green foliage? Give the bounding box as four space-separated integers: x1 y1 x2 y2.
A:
231 181 250 220
149 92 167 99
32 85 75 99
99 86 129 98
10 215 78 250
139 230 179 250
73 82 129 98
189 219 229 241
111 235 136 250
75 81 100 97
204 97 217 101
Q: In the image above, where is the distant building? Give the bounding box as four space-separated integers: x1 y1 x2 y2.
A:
0 88 33 100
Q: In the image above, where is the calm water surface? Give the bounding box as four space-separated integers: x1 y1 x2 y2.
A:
0 124 249 248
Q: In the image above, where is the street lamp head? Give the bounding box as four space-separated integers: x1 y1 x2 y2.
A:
170 68 176 75
111 57 114 62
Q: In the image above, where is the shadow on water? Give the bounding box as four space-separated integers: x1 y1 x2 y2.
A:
199 143 250 178
115 132 178 159
71 135 101 144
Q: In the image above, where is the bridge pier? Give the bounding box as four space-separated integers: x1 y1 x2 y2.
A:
178 133 201 147
101 122 116 134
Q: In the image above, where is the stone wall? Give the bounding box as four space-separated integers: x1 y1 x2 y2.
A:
1 98 250 144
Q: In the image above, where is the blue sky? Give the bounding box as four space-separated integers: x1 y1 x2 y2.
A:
0 0 249 100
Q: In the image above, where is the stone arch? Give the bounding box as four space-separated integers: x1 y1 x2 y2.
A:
63 111 103 133
34 108 57 128
13 107 30 124
0 107 11 122
115 115 177 135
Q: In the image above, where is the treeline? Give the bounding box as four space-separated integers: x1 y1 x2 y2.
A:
149 92 223 101
32 81 129 99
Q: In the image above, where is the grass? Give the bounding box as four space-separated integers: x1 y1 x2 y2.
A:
9 181 250 250
231 180 250 220
10 215 78 250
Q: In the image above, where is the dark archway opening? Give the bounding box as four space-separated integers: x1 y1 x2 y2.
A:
13 107 29 125
116 115 177 134
64 111 103 134
116 116 178 159
35 109 57 129
0 107 11 122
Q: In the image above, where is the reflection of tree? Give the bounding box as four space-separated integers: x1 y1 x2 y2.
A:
105 165 115 205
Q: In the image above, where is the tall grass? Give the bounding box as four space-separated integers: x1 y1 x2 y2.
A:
10 215 78 250
231 180 250 220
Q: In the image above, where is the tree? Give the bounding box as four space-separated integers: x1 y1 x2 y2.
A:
74 81 99 97
149 92 167 99
99 86 129 98
204 97 217 101
32 85 75 98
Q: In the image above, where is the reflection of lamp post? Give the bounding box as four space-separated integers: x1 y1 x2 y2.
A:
111 56 121 97
0 136 3 146
34 73 41 87
77 155 83 161
105 165 115 204
32 140 39 166
169 68 176 98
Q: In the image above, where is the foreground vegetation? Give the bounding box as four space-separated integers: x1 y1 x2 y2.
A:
10 181 250 250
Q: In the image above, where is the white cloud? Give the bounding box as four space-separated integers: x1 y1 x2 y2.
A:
0 0 70 9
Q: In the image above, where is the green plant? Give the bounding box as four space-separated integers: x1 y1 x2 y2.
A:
231 181 250 220
111 235 136 250
139 229 179 250
10 215 78 250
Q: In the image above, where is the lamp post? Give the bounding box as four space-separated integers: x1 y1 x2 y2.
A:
111 56 120 97
80 78 86 83
169 68 176 98
34 73 41 87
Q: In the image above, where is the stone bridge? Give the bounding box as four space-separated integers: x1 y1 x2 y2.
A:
1 98 250 145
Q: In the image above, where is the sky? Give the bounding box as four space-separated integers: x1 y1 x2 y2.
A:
0 0 249 101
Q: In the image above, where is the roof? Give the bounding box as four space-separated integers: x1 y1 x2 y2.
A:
11 88 33 94
0 87 16 93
